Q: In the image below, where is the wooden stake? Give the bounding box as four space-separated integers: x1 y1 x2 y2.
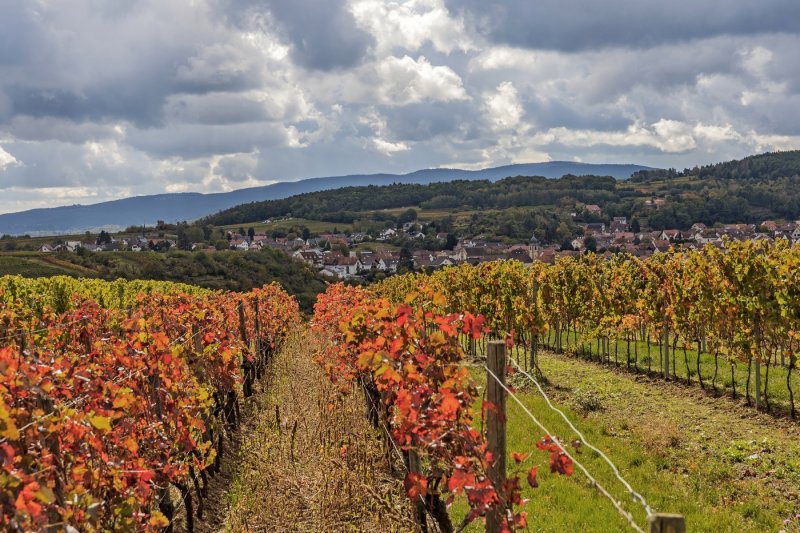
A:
252 299 262 378
754 358 761 410
486 341 507 533
238 301 253 397
530 278 540 374
192 323 201 354
407 449 427 530
662 322 670 380
649 513 685 533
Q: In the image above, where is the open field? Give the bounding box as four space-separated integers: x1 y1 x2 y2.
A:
0 252 97 277
220 218 355 235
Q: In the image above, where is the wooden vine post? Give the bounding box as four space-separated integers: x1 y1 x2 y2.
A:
407 449 427 530
530 277 540 374
150 327 175 531
192 323 202 354
18 330 26 358
662 321 670 379
754 357 762 410
253 298 262 379
649 513 686 533
486 341 507 533
238 300 253 398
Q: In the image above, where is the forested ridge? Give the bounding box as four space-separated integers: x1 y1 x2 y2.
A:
201 175 620 226
201 150 800 232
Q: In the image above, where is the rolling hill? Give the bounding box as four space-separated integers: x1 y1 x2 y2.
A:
0 162 652 235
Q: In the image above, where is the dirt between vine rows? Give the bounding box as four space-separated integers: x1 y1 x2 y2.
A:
174 327 417 532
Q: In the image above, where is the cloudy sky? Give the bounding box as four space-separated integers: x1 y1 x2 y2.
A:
1 0 799 214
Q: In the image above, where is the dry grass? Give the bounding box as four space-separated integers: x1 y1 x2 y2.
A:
222 328 417 532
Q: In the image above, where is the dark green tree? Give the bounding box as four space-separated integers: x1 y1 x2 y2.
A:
398 208 418 225
398 244 414 273
177 229 191 250
584 235 597 253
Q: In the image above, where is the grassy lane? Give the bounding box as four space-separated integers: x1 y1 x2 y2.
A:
450 349 800 532
541 330 800 416
220 327 416 532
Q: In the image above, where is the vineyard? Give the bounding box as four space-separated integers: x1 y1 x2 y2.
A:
377 239 800 417
312 239 800 532
3 239 800 531
0 276 300 531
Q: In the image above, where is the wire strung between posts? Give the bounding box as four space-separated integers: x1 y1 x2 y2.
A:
484 365 645 533
507 357 653 517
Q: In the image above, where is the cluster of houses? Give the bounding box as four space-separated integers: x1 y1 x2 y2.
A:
40 237 152 253
567 218 800 257
290 217 800 279
39 217 800 280
293 250 399 277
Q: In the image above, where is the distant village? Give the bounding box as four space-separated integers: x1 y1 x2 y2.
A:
37 206 800 280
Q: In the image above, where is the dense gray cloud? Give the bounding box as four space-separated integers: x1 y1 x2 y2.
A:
219 0 374 70
447 0 800 51
0 0 799 214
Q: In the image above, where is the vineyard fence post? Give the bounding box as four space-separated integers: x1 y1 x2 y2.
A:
238 300 253 398
253 298 262 379
662 322 670 380
486 341 507 533
754 358 761 410
18 330 26 357
649 513 685 533
407 449 427 530
81 317 92 354
192 324 201 354
530 278 539 375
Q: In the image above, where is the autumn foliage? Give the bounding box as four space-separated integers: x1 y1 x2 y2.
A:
378 240 800 414
312 283 570 531
0 277 299 530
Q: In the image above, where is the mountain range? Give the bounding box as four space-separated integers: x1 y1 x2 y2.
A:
0 162 653 235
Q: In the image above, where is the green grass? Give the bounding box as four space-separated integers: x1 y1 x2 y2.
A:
448 350 800 532
0 253 95 277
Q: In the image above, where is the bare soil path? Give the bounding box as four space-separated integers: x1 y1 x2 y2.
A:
177 327 416 532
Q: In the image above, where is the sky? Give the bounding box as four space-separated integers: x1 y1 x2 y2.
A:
1 0 799 214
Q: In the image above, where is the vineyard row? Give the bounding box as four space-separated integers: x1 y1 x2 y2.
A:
0 276 300 531
378 239 800 417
